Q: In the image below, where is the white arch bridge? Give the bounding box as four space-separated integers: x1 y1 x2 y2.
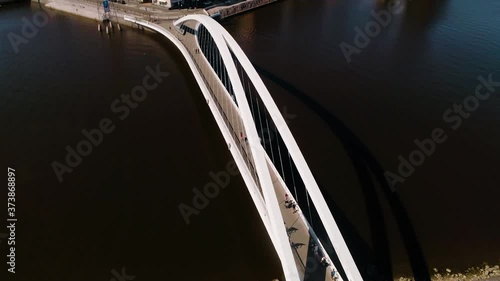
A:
125 14 364 281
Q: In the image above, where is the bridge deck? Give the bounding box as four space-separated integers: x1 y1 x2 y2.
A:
136 18 340 281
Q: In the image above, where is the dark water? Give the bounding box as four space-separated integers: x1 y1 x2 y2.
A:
222 0 500 276
1 3 280 281
0 0 499 280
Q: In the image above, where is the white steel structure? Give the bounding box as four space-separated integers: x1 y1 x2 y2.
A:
125 14 364 281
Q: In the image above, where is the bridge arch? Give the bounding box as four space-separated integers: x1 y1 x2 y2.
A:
125 14 363 281
176 15 301 281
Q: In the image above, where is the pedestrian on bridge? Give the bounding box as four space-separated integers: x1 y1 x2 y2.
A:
331 269 338 280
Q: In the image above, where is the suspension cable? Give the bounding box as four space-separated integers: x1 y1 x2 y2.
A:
262 100 276 164
237 63 253 181
252 78 266 151
272 116 287 184
287 151 299 204
240 64 259 186
246 73 257 127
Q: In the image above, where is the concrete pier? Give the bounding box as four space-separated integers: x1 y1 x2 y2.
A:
206 0 278 19
33 0 282 28
33 0 205 27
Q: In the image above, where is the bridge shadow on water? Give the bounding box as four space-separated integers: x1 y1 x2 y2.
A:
253 65 431 281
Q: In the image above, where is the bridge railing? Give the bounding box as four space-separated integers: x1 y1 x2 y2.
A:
168 22 263 193
191 43 262 194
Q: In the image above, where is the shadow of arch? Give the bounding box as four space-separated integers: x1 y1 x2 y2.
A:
254 65 431 281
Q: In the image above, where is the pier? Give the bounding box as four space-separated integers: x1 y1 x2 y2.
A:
205 0 278 19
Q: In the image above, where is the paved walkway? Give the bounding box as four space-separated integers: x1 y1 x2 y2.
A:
52 0 206 22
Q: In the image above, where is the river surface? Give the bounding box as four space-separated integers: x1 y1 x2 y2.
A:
0 0 499 280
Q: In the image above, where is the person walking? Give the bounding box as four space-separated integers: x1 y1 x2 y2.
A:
331 269 338 280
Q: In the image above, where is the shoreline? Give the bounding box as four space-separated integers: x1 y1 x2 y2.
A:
395 265 500 281
31 0 280 25
32 0 205 28
206 0 278 19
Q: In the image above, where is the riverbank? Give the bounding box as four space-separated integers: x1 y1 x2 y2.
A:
33 0 278 25
396 265 500 281
33 0 205 27
206 0 278 19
